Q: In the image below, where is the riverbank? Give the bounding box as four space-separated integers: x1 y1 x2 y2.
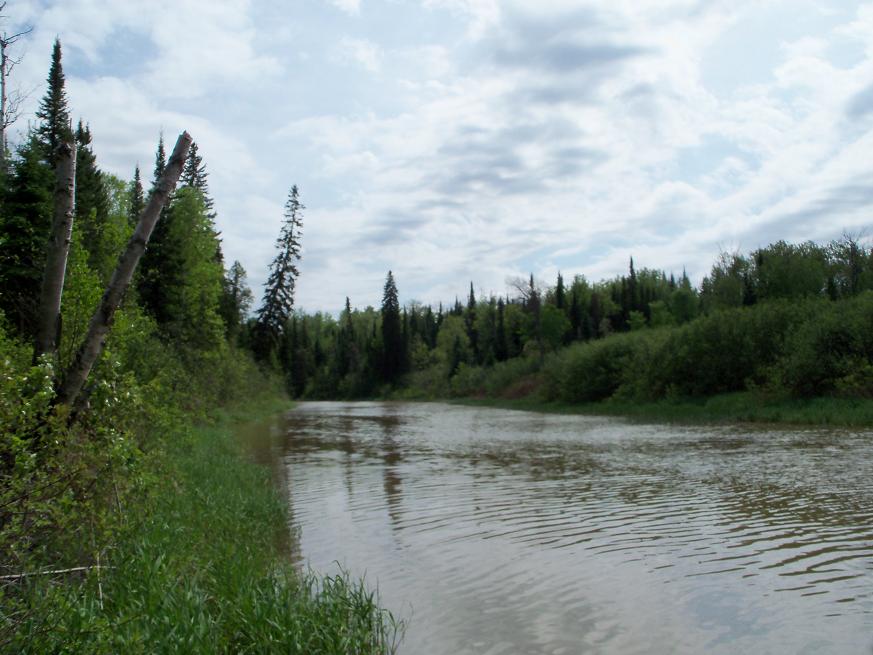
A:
449 392 873 426
3 398 402 653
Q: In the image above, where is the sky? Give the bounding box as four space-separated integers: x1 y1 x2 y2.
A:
5 0 873 312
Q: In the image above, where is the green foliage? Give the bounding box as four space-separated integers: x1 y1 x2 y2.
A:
2 411 401 653
255 186 304 361
161 189 225 351
74 122 116 282
35 39 72 165
0 137 53 336
380 271 403 384
58 224 102 370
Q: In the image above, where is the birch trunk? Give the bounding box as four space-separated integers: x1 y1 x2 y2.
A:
56 131 192 413
34 140 76 360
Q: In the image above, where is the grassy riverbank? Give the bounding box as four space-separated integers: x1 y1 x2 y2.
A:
451 392 873 426
2 399 402 653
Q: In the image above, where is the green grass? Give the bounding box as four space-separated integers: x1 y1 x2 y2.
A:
451 392 873 427
2 400 403 654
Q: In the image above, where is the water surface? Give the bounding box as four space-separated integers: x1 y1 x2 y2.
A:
260 401 873 654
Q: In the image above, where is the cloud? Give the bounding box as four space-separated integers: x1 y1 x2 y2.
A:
336 37 382 73
11 0 873 312
327 0 361 15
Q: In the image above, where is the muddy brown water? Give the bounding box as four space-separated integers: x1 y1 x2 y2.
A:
245 401 873 654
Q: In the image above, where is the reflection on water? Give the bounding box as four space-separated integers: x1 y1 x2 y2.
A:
265 402 873 654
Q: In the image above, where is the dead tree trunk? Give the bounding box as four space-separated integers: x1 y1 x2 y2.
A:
56 131 192 414
0 4 33 172
34 140 76 361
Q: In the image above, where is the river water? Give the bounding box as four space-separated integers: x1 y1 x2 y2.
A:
251 401 873 654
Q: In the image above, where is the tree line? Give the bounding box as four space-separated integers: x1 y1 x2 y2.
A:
261 235 873 400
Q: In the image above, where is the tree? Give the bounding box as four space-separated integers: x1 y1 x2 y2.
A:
57 132 193 412
555 271 565 310
0 4 33 171
464 281 478 363
380 270 404 384
34 139 75 359
0 136 53 335
160 188 225 350
128 164 144 227
35 38 71 166
218 260 253 341
74 121 113 280
255 185 304 359
180 140 215 217
136 135 170 321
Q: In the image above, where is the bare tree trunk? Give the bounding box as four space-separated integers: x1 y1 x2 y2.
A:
56 132 192 414
34 140 76 360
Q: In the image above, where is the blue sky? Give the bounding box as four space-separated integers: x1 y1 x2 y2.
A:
6 0 873 311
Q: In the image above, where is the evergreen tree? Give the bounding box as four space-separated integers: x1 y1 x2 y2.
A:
555 272 565 310
255 185 304 358
128 164 144 226
180 140 215 217
35 38 71 165
218 260 253 341
0 136 53 335
465 281 478 363
137 135 172 323
495 297 508 361
380 270 403 384
336 296 356 378
74 120 113 280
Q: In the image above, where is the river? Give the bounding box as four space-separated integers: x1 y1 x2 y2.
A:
248 401 873 654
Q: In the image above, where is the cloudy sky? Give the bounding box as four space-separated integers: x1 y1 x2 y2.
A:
6 0 873 311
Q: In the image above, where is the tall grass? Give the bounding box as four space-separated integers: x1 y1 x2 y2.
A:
1 406 403 653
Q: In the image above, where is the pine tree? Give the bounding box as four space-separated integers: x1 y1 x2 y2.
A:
35 38 71 165
255 185 304 358
380 270 403 384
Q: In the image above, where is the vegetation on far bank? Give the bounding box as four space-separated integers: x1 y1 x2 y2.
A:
267 238 873 426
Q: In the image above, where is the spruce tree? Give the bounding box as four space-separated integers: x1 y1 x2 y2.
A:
218 260 253 341
495 297 508 361
465 281 478 363
555 272 565 310
137 135 171 322
380 270 403 384
180 140 215 217
255 185 304 358
74 121 112 280
35 38 72 166
0 136 53 335
128 164 144 226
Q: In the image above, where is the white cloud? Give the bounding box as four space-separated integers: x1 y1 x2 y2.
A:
336 37 383 73
327 0 362 15
9 0 873 311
